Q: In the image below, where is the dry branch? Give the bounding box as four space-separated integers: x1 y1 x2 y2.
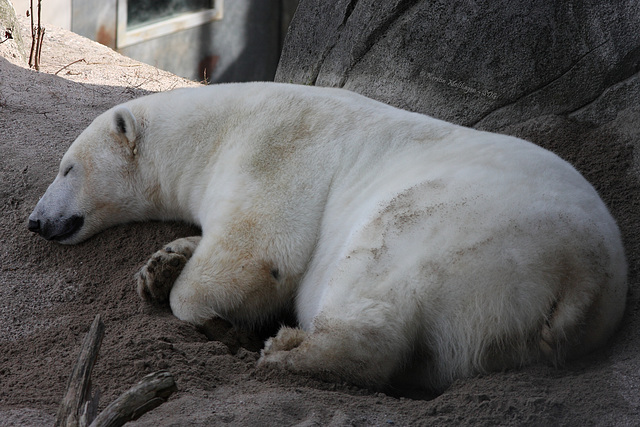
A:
55 59 87 76
28 0 34 66
89 371 178 427
55 314 105 427
55 315 178 427
28 0 44 70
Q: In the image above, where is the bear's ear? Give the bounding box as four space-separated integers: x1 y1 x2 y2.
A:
111 105 138 155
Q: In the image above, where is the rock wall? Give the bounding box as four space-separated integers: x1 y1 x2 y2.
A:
277 0 640 128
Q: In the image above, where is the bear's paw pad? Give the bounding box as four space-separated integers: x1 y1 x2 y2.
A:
136 249 188 303
136 236 201 303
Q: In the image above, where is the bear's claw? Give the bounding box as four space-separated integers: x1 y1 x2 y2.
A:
136 236 201 304
258 326 308 369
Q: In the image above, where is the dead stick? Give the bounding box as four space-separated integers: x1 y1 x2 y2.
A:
55 59 86 75
34 0 43 70
28 0 34 67
35 27 45 71
89 371 178 427
55 314 105 427
80 388 101 427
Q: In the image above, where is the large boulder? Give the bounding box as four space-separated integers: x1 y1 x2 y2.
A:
277 0 640 424
0 0 26 62
277 0 640 128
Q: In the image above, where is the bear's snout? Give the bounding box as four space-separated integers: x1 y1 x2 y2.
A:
28 213 84 242
27 219 41 233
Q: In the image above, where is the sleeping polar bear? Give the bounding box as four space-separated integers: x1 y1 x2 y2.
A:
28 83 627 392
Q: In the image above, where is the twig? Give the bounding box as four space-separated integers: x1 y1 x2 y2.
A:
28 0 44 70
55 315 105 427
55 59 87 76
28 0 34 67
34 0 44 70
89 371 178 427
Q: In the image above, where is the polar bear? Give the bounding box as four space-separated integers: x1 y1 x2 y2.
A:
28 83 627 392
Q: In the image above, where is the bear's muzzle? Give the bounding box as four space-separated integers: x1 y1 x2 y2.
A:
28 215 84 242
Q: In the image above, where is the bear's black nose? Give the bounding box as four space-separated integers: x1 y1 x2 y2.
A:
28 219 41 233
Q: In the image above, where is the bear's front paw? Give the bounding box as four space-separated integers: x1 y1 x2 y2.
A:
136 236 201 304
136 249 187 304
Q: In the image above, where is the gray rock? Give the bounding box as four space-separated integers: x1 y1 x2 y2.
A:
277 0 640 128
0 0 27 63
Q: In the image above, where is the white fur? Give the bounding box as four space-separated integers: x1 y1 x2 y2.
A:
29 83 627 391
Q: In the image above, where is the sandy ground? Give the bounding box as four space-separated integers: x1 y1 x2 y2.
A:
1 15 639 427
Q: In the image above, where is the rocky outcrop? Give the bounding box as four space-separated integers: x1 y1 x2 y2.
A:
0 0 26 62
277 0 640 129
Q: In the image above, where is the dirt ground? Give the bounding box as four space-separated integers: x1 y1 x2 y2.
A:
1 15 639 427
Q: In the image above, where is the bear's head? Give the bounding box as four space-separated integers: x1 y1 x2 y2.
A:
28 105 146 244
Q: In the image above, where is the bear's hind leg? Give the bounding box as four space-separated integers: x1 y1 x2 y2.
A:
137 236 201 303
258 317 411 389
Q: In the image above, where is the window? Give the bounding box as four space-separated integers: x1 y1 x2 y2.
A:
117 0 223 48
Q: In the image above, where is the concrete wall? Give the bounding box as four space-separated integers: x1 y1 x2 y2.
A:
118 2 283 83
73 0 298 83
11 0 298 83
12 0 71 29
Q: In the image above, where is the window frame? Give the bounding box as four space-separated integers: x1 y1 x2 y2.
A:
116 0 223 48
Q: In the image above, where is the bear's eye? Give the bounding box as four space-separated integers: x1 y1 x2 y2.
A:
63 165 73 177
